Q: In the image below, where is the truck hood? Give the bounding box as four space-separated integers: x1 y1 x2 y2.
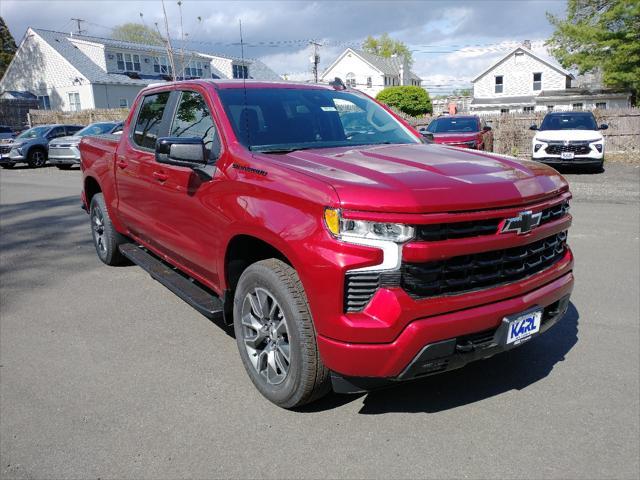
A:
534 129 603 142
263 143 568 213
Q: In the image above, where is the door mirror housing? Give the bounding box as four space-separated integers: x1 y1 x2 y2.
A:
155 137 207 167
529 124 538 131
599 123 608 130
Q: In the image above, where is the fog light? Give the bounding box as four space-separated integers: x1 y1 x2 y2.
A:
594 144 603 153
534 143 543 152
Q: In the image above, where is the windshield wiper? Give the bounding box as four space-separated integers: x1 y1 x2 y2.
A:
250 145 318 154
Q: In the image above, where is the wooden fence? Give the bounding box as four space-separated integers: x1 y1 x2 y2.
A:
0 99 39 130
28 108 129 126
27 106 640 157
395 107 640 157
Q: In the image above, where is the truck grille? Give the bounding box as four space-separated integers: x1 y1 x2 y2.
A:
545 141 591 155
401 231 567 299
416 200 569 241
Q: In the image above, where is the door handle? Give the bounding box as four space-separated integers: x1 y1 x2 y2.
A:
153 171 169 182
116 159 128 169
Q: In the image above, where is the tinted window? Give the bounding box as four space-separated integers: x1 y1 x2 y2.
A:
540 112 598 131
0 127 12 133
427 117 479 133
48 127 65 138
217 88 418 152
133 92 170 149
170 91 217 154
66 126 83 135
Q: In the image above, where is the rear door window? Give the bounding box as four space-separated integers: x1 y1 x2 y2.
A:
132 92 171 149
66 125 83 135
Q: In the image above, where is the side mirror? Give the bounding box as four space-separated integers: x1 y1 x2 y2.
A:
483 125 492 132
529 124 538 131
599 123 608 130
156 137 206 167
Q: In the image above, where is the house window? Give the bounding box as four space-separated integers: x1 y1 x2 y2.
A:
119 98 128 108
68 92 81 112
547 105 554 111
116 53 141 72
37 95 51 110
573 103 583 110
533 72 542 91
366 76 372 88
384 76 387 86
153 56 172 75
596 102 607 109
524 106 534 113
232 64 249 79
184 60 204 78
345 72 356 87
500 108 509 114
495 76 503 94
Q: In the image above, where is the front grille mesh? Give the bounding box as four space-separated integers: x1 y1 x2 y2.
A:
401 232 567 299
416 200 569 242
0 145 11 154
545 142 591 155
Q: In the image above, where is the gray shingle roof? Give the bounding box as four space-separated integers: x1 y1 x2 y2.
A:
471 96 535 105
33 29 280 86
349 49 420 80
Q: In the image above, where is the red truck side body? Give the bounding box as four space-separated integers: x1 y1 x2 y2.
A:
81 80 573 388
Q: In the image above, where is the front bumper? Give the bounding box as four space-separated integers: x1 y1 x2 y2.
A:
49 146 80 165
319 264 574 381
534 156 603 166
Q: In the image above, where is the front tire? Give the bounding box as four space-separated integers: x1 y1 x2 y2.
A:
89 193 128 265
27 148 47 168
233 259 330 408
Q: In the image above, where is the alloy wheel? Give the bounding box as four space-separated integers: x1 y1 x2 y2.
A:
91 206 107 255
241 287 291 385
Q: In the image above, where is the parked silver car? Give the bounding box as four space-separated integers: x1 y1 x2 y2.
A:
1 124 84 168
48 121 123 170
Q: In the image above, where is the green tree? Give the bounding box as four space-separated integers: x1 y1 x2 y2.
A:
0 17 17 79
376 86 432 116
111 23 164 45
362 33 413 66
452 88 472 96
546 0 640 103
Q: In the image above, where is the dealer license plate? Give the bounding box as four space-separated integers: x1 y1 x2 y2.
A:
505 309 542 345
561 151 574 160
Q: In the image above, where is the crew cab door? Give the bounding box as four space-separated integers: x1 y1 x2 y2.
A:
114 90 173 247
140 87 226 287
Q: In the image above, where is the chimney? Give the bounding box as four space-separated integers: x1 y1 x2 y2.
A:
523 40 532 50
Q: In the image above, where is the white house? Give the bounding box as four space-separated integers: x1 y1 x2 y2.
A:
320 48 421 97
0 28 281 112
471 42 632 113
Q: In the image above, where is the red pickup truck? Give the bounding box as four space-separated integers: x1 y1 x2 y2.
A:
80 80 574 408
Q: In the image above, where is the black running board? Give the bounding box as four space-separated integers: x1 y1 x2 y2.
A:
119 243 223 320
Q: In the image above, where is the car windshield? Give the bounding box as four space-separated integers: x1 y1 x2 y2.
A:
539 113 598 131
217 87 419 152
17 126 49 139
75 122 118 136
427 117 479 133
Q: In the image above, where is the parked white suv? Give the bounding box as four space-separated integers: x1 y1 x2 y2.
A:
530 111 608 171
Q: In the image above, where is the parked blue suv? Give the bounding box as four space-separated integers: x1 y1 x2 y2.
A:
0 124 84 168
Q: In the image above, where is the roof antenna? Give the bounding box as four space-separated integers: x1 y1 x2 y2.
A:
239 19 251 150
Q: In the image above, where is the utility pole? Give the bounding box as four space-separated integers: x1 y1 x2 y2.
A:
70 18 86 35
309 41 321 83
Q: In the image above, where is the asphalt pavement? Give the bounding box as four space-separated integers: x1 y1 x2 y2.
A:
1 162 639 479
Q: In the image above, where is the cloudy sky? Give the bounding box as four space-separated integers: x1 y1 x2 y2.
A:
1 0 568 94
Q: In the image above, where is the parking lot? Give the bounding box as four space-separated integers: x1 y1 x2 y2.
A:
1 163 639 479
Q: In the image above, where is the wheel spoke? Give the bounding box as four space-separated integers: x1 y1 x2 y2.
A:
256 289 270 318
276 342 290 364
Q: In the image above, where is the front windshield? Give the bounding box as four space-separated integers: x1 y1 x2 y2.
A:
217 87 420 152
540 113 598 131
76 122 118 136
427 117 479 133
17 126 49 139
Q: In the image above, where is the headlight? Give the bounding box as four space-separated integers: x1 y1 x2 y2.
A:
324 208 414 243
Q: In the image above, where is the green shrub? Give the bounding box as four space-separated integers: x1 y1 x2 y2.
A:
376 86 432 116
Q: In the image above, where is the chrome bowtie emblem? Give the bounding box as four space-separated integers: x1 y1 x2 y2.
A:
501 210 542 235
